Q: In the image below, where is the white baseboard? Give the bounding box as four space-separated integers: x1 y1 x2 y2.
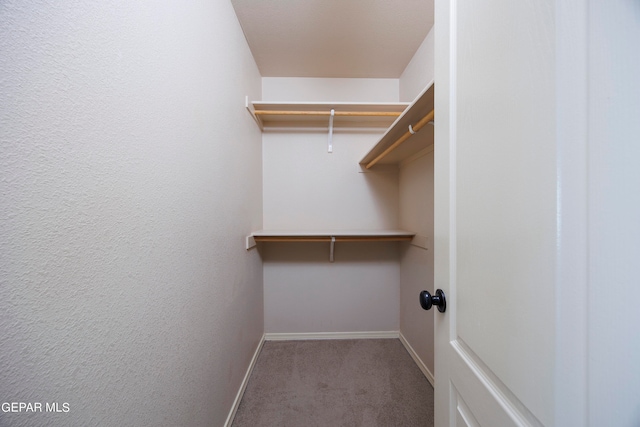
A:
399 331 435 387
264 331 400 341
224 334 265 427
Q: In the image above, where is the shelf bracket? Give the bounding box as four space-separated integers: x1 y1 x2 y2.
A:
328 109 335 153
245 234 257 250
245 96 263 130
329 236 336 262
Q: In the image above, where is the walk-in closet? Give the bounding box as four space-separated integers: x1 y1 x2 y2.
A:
245 77 435 365
225 0 439 419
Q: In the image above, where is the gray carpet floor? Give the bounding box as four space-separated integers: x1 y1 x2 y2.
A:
232 339 434 427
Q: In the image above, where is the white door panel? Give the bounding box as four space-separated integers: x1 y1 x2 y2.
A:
435 0 640 426
449 342 543 426
434 0 556 425
454 388 480 427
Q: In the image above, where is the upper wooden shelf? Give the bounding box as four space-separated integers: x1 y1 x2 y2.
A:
360 81 434 168
246 99 409 130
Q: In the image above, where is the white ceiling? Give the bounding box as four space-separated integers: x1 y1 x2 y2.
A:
230 0 434 78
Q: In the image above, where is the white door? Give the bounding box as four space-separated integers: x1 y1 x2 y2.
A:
433 1 558 425
432 1 640 426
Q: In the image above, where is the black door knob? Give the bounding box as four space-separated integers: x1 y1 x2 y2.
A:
419 289 446 313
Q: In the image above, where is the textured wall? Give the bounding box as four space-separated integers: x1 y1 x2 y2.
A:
0 1 263 426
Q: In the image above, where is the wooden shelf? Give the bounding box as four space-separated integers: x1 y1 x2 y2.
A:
251 229 416 242
360 81 434 168
246 100 409 130
248 230 416 261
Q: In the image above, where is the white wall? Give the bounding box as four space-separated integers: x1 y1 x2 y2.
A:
397 27 436 378
263 242 400 333
399 28 435 102
263 77 399 103
261 78 400 334
262 131 399 231
399 150 435 377
0 2 262 426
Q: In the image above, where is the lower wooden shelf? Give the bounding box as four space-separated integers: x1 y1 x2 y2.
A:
247 230 416 261
251 230 416 243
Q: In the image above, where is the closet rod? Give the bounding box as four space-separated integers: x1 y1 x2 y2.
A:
253 110 402 117
365 108 435 169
